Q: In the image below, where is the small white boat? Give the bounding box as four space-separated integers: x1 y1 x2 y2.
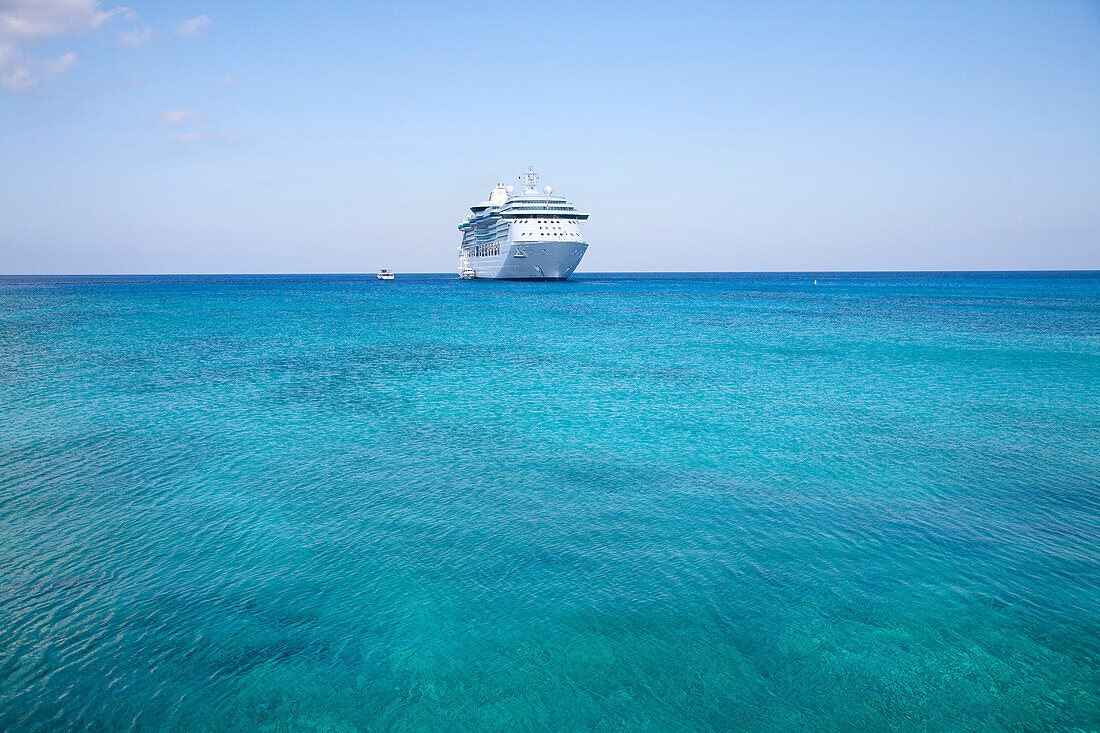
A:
459 266 477 280
376 269 395 280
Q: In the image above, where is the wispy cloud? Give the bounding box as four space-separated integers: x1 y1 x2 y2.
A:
116 25 150 48
144 107 245 143
0 49 76 92
216 74 232 87
0 0 134 92
174 14 210 38
0 0 130 41
171 131 245 144
144 108 208 126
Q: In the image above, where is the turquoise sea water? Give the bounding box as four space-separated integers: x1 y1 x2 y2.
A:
1 272 1098 731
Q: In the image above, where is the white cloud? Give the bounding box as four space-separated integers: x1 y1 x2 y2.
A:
0 48 75 92
171 131 244 144
0 0 129 41
144 108 207 126
216 73 232 87
115 25 149 48
174 14 210 38
0 0 131 92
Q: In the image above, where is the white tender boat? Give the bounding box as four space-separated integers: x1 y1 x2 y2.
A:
376 269 395 280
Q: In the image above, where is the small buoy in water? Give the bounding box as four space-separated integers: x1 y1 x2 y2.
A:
814 279 818 285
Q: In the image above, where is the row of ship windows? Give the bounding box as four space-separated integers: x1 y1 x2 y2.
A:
509 216 585 221
464 243 501 258
533 224 573 238
468 215 583 225
466 221 569 238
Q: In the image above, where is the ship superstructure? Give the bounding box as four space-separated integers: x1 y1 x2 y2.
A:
457 168 589 280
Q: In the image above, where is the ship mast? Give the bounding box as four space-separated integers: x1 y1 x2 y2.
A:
522 166 539 194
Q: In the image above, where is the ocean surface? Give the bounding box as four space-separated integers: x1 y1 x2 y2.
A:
1 272 1097 731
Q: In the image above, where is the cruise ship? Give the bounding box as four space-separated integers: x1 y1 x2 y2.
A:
457 168 589 279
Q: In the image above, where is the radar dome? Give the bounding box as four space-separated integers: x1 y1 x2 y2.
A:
544 186 553 195
505 185 514 194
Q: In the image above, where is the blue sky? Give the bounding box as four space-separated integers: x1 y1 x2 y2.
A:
1 0 1098 273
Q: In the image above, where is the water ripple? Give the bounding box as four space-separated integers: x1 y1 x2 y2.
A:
0 273 1098 730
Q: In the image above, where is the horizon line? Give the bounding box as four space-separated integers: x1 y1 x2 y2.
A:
1 269 1098 278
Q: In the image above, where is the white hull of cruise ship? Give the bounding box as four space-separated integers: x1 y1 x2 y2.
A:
460 241 588 280
458 168 590 280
